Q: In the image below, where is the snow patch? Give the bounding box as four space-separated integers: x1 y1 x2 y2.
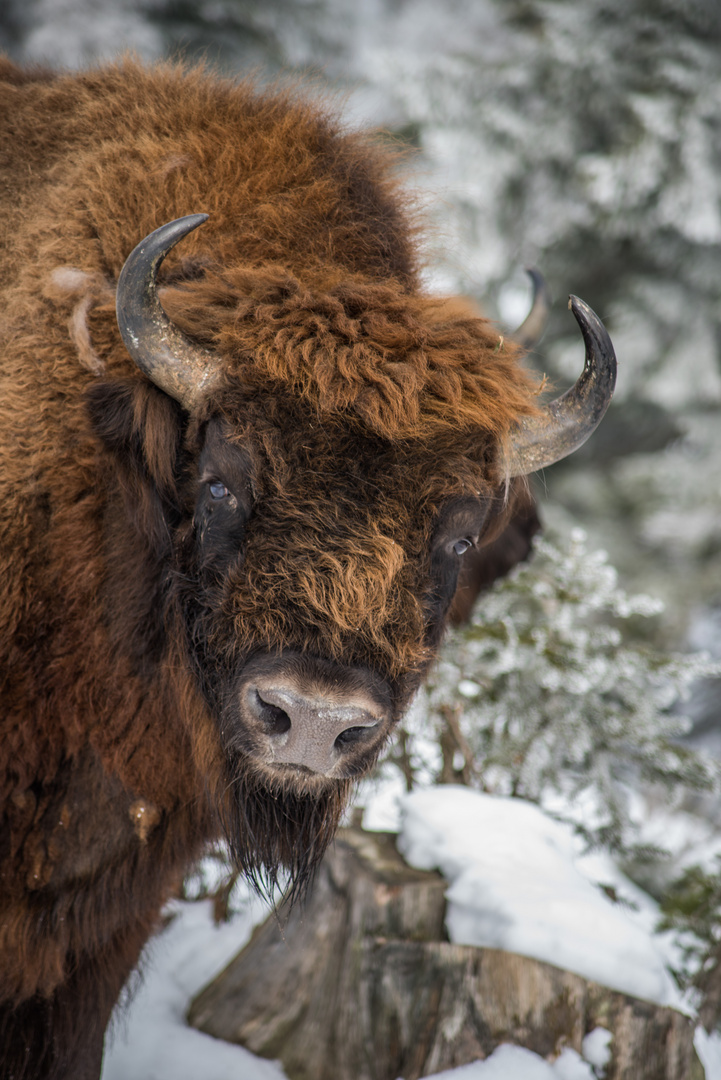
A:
695 1028 721 1080
102 896 285 1080
430 1043 592 1079
553 1047 596 1080
581 1028 613 1074
397 786 687 1010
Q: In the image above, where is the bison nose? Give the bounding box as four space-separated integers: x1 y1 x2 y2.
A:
246 684 383 775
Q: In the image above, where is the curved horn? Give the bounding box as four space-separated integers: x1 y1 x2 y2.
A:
512 268 552 351
507 296 617 476
116 214 220 409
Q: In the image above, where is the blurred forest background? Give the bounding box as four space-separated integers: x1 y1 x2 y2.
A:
3 0 721 1009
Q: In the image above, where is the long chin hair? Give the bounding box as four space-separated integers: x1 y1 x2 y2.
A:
220 760 353 907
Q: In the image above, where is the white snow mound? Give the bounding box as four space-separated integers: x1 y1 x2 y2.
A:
429 1043 594 1079
397 786 685 1009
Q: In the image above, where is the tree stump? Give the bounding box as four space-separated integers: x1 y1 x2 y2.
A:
187 827 704 1080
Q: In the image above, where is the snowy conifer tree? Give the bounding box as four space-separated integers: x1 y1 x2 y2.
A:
398 529 721 856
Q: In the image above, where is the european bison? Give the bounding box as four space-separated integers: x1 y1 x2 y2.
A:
0 58 615 1079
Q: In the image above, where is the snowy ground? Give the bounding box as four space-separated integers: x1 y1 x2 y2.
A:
102 784 721 1079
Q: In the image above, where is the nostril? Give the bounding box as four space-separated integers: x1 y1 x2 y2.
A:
335 724 376 748
255 691 291 737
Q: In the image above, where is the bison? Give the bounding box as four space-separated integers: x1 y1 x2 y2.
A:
0 57 616 1079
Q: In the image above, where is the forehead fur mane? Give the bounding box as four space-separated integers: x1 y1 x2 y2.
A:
162 268 540 443
21 59 540 450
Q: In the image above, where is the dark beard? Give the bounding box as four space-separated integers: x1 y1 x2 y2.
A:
221 760 353 907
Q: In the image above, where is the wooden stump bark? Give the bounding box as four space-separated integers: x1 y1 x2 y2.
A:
187 827 704 1080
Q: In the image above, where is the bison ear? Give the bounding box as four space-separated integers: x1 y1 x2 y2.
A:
86 379 186 537
448 486 540 626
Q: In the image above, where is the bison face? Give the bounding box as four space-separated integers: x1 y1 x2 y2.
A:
87 383 497 896
188 412 497 897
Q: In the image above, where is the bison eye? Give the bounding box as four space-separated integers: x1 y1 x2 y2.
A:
453 538 473 556
208 481 230 500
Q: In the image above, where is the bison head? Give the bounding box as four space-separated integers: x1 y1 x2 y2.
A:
88 215 615 897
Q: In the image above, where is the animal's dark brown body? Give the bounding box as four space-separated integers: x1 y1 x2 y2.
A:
0 58 609 1079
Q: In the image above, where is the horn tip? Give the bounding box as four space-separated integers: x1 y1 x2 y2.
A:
524 266 551 304
568 294 586 313
171 212 210 236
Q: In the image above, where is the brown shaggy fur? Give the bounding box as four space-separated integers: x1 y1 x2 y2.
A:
0 57 540 1078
